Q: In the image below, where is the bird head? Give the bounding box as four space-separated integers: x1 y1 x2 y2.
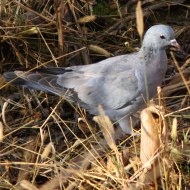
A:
142 24 181 51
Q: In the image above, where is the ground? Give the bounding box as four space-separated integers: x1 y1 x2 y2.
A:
0 0 190 189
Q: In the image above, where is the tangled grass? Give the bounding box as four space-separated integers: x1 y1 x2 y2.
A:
0 0 190 189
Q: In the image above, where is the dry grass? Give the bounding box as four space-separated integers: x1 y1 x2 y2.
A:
0 0 190 189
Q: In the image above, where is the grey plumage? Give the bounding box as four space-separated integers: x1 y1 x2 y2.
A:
3 24 180 134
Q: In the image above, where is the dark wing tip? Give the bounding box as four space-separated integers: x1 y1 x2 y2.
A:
3 72 16 81
3 72 27 85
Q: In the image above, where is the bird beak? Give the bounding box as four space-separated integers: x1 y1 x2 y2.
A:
169 39 187 58
170 39 181 50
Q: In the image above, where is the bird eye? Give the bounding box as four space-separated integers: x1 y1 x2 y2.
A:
160 35 165 39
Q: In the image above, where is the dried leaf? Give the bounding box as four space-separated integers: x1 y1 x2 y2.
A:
93 106 125 176
0 121 4 142
136 1 144 40
18 27 39 36
140 106 160 165
2 101 9 128
41 142 53 160
20 180 39 190
78 15 96 23
93 106 116 151
139 105 167 185
171 117 177 141
88 45 113 57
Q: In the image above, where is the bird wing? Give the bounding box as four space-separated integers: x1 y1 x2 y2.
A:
56 54 141 110
4 53 141 111
69 70 140 110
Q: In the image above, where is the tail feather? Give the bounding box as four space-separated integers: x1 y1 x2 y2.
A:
33 67 71 75
3 72 28 86
3 71 66 96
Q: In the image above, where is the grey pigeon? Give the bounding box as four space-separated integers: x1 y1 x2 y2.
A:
3 24 180 135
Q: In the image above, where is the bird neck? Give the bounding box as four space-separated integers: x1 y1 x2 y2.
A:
140 44 165 64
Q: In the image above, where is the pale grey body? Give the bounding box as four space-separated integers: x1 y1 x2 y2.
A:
4 25 179 134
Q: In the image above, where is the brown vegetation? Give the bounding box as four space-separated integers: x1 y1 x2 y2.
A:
0 0 190 189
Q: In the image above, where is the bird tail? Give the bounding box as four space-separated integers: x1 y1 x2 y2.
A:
3 69 69 97
3 72 28 85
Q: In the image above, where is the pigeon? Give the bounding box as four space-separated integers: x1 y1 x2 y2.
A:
3 24 180 135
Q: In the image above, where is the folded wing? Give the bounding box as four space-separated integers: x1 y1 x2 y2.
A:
4 54 141 114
